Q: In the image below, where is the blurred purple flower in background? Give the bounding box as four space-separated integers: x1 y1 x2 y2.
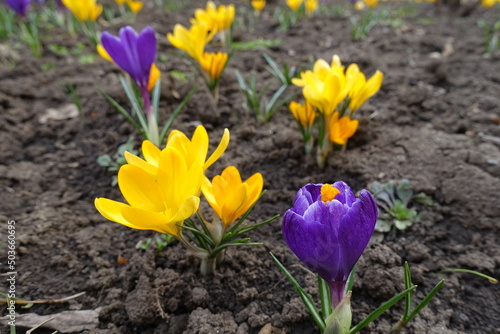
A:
100 26 157 113
5 0 31 17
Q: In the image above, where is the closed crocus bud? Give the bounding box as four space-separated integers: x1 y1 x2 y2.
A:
282 182 377 308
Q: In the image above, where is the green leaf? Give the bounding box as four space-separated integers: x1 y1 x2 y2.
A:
396 179 413 206
374 219 392 232
403 262 413 320
270 252 325 331
99 89 143 134
394 219 413 230
413 192 433 206
318 276 332 319
438 268 498 284
405 280 444 323
349 285 417 334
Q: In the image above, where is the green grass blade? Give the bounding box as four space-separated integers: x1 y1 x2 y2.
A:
99 89 142 133
270 252 325 331
119 75 148 131
318 276 332 318
403 261 413 320
349 285 417 334
151 78 161 120
439 268 498 284
406 279 444 323
345 264 356 294
232 214 279 236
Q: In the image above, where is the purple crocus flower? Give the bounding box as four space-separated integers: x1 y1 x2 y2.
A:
5 0 31 17
101 26 157 113
282 181 377 308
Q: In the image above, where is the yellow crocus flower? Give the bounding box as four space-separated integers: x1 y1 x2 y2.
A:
481 0 498 7
96 44 161 91
125 125 230 178
251 0 266 11
328 112 359 145
125 0 143 13
95 146 204 238
202 166 264 226
62 0 102 22
190 1 235 34
305 0 318 15
348 70 383 112
293 63 348 115
286 0 303 11
198 52 228 81
289 100 316 127
363 0 379 7
167 24 215 61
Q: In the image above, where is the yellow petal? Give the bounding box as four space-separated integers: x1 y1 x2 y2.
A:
126 0 143 13
118 165 165 212
96 44 113 62
142 140 161 166
94 198 130 226
204 128 230 170
147 63 161 92
124 150 158 179
169 196 201 224
350 70 383 112
121 206 182 236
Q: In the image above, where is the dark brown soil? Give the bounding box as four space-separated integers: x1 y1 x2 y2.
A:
1 1 499 333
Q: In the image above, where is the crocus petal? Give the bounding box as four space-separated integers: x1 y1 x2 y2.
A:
101 31 135 77
94 198 131 226
283 210 342 281
137 27 156 81
204 128 230 170
121 206 181 236
142 140 161 166
118 26 142 84
332 181 356 206
118 165 165 212
96 44 113 62
124 151 158 179
147 63 161 91
338 189 378 276
167 196 200 224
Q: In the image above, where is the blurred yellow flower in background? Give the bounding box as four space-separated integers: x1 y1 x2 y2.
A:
251 0 266 11
62 0 102 21
328 112 359 145
286 0 303 11
191 1 235 34
305 0 318 15
167 24 214 61
289 100 316 127
198 52 229 82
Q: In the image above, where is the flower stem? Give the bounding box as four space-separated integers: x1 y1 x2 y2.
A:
200 256 217 276
328 282 346 309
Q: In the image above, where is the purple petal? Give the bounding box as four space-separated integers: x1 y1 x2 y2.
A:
118 26 142 84
282 209 342 282
333 181 356 207
338 189 378 277
5 0 30 16
101 31 135 77
137 27 156 84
